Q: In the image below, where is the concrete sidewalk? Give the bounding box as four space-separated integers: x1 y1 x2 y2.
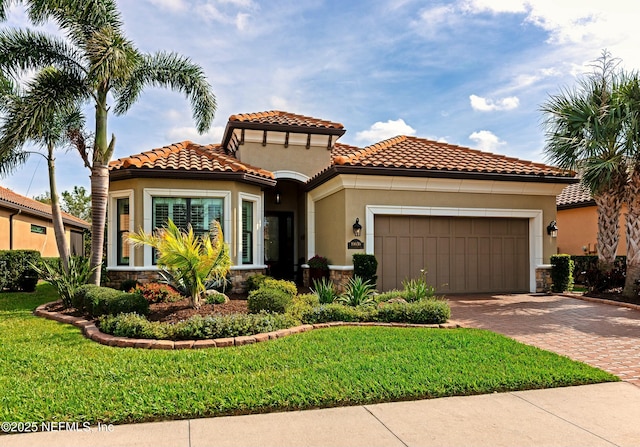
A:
2 382 639 447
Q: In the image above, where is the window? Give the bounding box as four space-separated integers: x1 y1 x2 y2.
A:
116 198 130 265
242 200 253 264
30 224 46 235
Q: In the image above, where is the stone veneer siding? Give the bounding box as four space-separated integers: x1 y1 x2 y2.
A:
106 267 266 294
535 265 553 293
302 266 354 294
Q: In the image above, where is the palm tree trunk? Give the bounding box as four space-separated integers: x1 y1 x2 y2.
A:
89 163 108 285
594 188 622 269
47 144 70 273
624 169 640 297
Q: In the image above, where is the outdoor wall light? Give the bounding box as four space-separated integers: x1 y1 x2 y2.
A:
547 220 558 237
352 218 362 237
275 191 281 205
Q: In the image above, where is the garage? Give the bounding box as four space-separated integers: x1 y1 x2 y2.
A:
374 215 529 293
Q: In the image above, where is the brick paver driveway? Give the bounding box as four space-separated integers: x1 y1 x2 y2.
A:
448 294 640 386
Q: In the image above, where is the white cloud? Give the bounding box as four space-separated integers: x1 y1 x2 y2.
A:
197 0 257 31
469 94 519 112
165 126 225 144
417 5 456 28
355 119 416 143
147 0 186 12
468 130 505 152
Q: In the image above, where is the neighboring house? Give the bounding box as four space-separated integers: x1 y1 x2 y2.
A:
0 186 90 257
556 182 627 256
107 110 576 294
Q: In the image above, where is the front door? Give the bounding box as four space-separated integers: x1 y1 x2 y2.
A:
264 212 294 280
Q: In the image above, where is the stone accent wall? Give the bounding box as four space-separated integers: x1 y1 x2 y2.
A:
229 268 266 294
535 265 552 293
302 266 353 293
106 268 266 294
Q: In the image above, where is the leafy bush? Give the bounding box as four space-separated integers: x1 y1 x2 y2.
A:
205 292 227 305
247 287 292 314
376 300 450 324
31 256 96 307
307 255 329 270
0 250 41 292
299 303 374 324
311 277 337 304
72 284 100 312
262 278 297 297
132 282 182 304
98 311 296 340
286 293 319 321
402 269 437 302
353 254 378 288
571 255 626 291
119 279 140 292
335 276 376 307
76 286 149 318
551 254 574 293
246 274 269 292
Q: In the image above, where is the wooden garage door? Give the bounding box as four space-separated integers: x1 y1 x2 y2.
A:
374 216 529 293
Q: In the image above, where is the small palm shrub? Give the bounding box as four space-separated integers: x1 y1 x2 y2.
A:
401 269 437 301
248 287 293 314
311 277 337 304
335 276 376 307
31 256 97 308
132 283 182 304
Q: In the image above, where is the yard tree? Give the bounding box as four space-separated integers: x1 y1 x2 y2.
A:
0 0 217 284
61 185 91 222
541 51 629 271
0 69 84 273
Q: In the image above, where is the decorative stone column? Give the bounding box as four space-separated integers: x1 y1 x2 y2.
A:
535 265 552 293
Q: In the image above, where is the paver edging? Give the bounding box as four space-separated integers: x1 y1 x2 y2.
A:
33 301 464 350
561 293 640 311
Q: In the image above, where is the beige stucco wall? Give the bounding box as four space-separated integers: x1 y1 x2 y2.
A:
556 205 628 256
109 177 263 267
312 175 562 267
0 207 77 257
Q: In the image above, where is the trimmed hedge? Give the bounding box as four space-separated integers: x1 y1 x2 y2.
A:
353 254 378 288
98 311 296 340
300 303 373 324
73 285 149 317
248 286 292 314
246 274 269 292
551 254 574 293
0 250 41 292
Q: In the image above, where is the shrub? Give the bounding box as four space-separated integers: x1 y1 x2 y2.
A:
402 269 437 302
376 300 450 324
247 287 292 314
353 254 378 288
72 284 100 312
335 276 376 307
98 311 296 340
0 250 41 292
132 282 182 304
79 286 149 318
299 303 373 324
311 277 337 304
31 256 96 307
286 293 319 321
205 292 227 305
262 278 297 297
119 279 140 292
307 255 329 270
246 274 269 292
375 290 411 303
551 254 574 293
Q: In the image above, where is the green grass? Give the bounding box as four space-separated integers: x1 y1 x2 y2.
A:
0 284 617 424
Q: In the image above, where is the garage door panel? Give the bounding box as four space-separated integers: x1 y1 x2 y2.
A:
376 216 529 293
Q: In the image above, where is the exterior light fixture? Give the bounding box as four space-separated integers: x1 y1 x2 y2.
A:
352 218 362 237
275 191 281 205
546 220 558 238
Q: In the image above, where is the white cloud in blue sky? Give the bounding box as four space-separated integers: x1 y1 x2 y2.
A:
2 0 640 197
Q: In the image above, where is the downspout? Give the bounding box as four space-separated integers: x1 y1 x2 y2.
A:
9 209 21 250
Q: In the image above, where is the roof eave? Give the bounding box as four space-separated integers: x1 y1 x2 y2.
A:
557 200 596 210
109 168 277 188
306 165 578 191
222 121 346 150
0 200 90 230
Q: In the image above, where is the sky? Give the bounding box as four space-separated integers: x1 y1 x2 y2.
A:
2 0 640 198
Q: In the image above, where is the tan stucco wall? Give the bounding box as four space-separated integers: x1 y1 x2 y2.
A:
237 138 332 179
556 205 628 256
312 175 561 266
110 178 263 266
0 207 77 257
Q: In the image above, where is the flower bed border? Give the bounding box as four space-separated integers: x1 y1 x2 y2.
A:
33 301 462 350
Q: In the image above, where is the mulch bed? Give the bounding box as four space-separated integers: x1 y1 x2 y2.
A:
583 289 640 306
45 294 250 324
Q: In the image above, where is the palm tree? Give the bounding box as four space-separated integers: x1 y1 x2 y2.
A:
541 51 628 270
0 0 216 284
0 68 84 272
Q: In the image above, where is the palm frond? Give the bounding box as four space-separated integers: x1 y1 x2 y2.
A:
113 51 216 133
85 25 140 84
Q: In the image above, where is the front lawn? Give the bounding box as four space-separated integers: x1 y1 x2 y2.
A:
0 284 617 425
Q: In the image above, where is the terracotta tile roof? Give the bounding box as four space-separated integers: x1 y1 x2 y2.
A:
557 182 594 207
332 135 572 177
109 141 275 180
0 186 90 229
228 110 344 130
